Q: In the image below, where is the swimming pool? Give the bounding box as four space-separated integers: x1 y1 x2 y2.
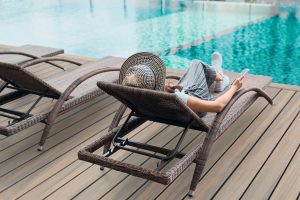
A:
162 6 300 86
0 0 299 85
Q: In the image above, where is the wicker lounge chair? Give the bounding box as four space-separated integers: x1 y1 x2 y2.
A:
0 44 64 64
78 71 273 197
0 56 123 151
0 44 64 92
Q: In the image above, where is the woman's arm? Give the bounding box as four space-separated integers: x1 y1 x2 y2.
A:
187 77 244 113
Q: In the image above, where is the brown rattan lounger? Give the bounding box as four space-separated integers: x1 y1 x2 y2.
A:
78 71 273 197
0 44 64 64
0 56 123 151
0 44 64 92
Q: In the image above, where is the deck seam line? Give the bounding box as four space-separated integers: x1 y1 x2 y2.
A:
209 90 297 199
267 121 300 199
269 144 300 199
240 111 300 199
0 101 120 193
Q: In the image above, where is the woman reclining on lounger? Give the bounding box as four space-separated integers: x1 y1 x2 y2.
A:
164 52 244 113
122 52 244 114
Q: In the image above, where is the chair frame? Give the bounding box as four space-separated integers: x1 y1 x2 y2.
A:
0 57 121 151
0 47 64 95
78 75 273 196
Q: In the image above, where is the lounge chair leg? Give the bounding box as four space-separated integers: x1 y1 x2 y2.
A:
100 143 111 170
103 142 111 155
189 162 206 197
37 145 43 151
37 123 51 151
188 190 194 197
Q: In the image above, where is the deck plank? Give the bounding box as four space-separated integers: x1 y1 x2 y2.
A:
0 101 121 199
213 91 300 199
269 145 300 200
270 82 300 91
241 109 300 199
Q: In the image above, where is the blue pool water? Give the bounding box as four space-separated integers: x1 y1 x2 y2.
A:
0 0 195 56
164 10 300 86
0 0 299 85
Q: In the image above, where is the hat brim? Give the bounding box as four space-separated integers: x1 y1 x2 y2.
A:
119 52 166 91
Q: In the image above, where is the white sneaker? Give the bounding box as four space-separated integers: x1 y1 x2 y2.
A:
211 51 223 76
211 51 230 92
214 75 230 92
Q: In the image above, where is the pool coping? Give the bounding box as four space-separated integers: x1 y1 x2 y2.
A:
270 83 300 91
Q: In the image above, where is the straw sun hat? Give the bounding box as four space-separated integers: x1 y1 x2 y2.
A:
119 52 166 91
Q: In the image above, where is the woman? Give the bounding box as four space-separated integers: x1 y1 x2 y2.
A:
165 52 244 113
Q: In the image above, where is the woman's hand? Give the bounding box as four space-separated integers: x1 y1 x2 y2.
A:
231 76 244 92
165 83 183 93
165 83 175 93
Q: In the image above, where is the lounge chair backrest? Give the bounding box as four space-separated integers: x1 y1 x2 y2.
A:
0 62 62 98
97 81 209 130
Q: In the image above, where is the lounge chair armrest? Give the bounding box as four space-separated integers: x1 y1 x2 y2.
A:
0 51 40 59
193 88 273 163
211 88 273 141
20 57 82 71
166 75 181 80
48 67 121 119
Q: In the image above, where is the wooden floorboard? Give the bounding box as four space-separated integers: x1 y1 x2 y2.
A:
0 48 299 200
213 91 299 199
269 144 300 200
241 109 300 199
0 101 122 199
270 82 300 91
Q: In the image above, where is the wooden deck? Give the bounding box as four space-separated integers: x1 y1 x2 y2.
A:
0 45 299 200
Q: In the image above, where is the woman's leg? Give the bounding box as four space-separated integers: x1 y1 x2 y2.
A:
202 61 217 88
178 60 216 100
